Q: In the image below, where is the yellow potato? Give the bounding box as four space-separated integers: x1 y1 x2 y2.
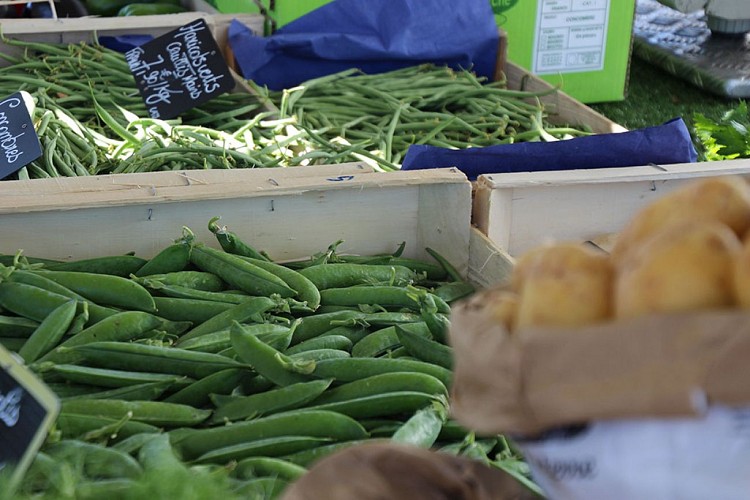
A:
614 221 741 320
515 243 612 329
611 175 750 263
732 235 750 308
482 288 519 333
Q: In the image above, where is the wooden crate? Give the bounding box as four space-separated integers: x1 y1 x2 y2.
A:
0 12 264 68
472 159 750 257
0 166 513 285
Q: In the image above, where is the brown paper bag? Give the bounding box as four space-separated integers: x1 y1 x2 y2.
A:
280 442 537 500
450 287 750 436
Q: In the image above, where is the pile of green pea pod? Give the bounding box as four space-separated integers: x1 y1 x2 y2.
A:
0 219 541 499
0 36 591 179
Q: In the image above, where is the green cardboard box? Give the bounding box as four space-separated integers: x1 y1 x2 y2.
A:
493 0 636 103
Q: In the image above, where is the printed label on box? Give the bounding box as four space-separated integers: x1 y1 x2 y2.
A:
532 0 610 74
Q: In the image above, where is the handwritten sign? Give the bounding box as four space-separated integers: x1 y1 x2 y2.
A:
125 19 235 120
0 92 42 180
0 345 59 490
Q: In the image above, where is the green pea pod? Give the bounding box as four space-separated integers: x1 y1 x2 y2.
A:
290 310 364 345
230 321 311 386
285 334 352 356
287 348 350 362
310 371 447 406
46 255 148 277
5 271 116 324
0 337 25 351
208 216 270 262
194 436 332 465
72 341 245 379
134 270 225 291
18 299 78 363
61 398 212 427
0 281 104 324
232 457 306 481
391 400 447 448
180 324 292 353
153 297 235 324
298 263 418 290
112 433 160 455
138 434 188 475
425 247 463 282
281 440 374 467
47 363 190 388
395 325 453 369
350 323 429 358
432 281 476 303
210 379 333 424
236 256 321 310
320 286 450 313
56 412 160 441
33 270 157 312
177 296 281 344
303 391 436 420
133 242 191 277
188 244 295 298
62 381 173 402
171 409 368 460
163 368 247 408
45 439 143 479
312 357 452 389
0 315 39 338
135 278 249 304
38 311 164 364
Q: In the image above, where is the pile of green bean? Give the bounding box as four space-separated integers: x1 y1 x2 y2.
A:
0 221 539 499
0 36 590 179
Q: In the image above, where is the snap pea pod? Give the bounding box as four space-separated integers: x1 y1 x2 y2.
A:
61 398 212 427
45 439 143 480
193 436 332 465
32 270 156 312
391 400 448 448
396 324 454 369
132 242 191 277
71 341 246 379
61 381 173 402
38 311 165 364
298 263 419 290
210 379 332 424
4 269 117 324
171 409 368 460
45 255 148 277
188 244 295 298
134 270 226 291
18 300 78 363
232 457 307 481
208 216 269 262
0 315 39 337
177 296 281 344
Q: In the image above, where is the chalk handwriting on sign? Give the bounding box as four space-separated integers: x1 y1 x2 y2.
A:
0 345 59 490
125 19 235 120
0 92 42 180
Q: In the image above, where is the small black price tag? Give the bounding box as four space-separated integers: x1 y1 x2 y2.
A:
0 345 59 490
0 91 42 180
125 18 235 120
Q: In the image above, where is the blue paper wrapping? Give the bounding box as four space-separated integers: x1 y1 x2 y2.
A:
401 118 699 181
228 0 499 91
98 35 153 53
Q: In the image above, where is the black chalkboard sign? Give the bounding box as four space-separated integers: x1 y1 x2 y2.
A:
0 346 59 489
125 19 235 120
0 92 43 180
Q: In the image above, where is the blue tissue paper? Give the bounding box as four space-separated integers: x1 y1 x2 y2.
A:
228 0 499 91
401 118 699 181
